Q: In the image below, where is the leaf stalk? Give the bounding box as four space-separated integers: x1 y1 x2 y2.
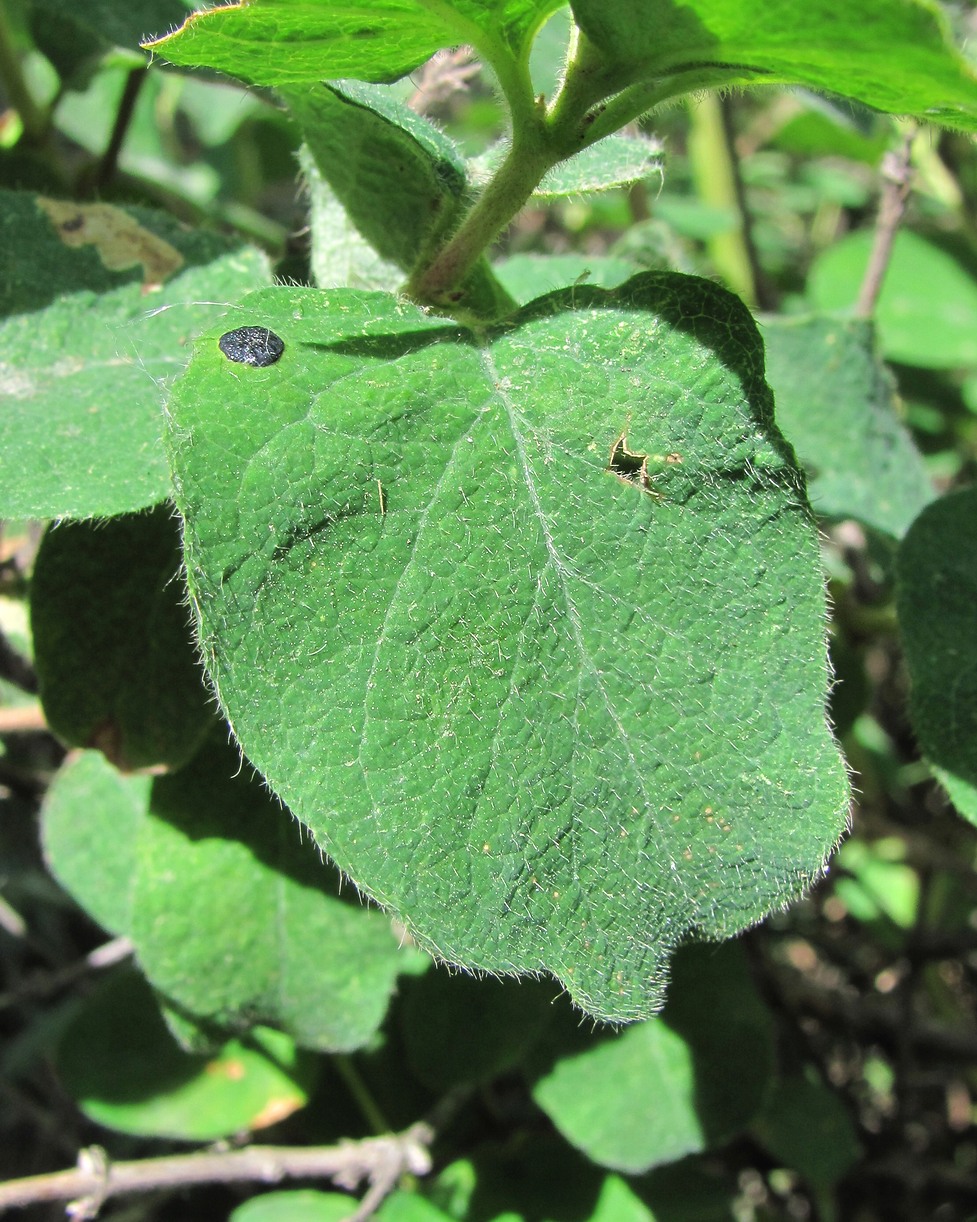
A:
408 27 628 310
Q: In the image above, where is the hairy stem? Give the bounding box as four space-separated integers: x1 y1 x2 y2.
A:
408 29 619 310
407 123 552 306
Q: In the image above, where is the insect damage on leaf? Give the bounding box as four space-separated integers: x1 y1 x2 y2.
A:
218 327 285 367
608 430 657 494
37 197 183 289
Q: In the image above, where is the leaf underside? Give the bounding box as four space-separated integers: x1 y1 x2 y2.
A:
168 273 848 1022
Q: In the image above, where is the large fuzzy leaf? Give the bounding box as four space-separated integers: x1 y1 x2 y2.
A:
166 274 848 1022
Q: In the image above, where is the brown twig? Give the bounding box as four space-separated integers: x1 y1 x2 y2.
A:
855 130 915 319
0 1123 434 1218
407 47 481 115
0 937 134 1014
0 705 46 734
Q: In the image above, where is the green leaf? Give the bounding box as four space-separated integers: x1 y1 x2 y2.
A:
438 1140 604 1221
589 1177 656 1222
299 145 403 293
234 1191 454 1222
570 0 977 132
753 1070 862 1190
57 968 312 1140
639 1156 739 1222
469 133 663 199
769 98 891 165
807 230 977 369
167 274 847 1023
232 1192 360 1222
762 315 934 539
30 509 213 771
288 82 467 274
896 487 977 825
377 1197 456 1222
42 743 424 1050
530 943 774 1172
288 82 513 318
833 837 919 931
0 189 270 519
493 252 640 304
145 0 566 87
29 0 193 62
42 754 148 938
401 972 556 1091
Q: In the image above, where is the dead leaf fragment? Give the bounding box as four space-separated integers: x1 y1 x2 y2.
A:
38 198 183 288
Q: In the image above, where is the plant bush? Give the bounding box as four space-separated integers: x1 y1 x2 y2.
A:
2 2 977 1219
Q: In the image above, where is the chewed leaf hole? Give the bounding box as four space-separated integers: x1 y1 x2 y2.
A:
608 431 651 490
218 327 285 368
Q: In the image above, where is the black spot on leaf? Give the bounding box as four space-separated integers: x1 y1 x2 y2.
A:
218 327 285 368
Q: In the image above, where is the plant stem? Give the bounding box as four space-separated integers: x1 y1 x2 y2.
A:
409 20 734 310
409 28 619 308
92 66 147 191
0 936 132 1012
334 1054 392 1137
0 0 47 144
408 125 552 306
855 129 915 319
686 93 762 307
583 66 743 147
0 1124 433 1215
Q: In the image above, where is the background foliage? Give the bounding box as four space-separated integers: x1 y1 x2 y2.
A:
3 1 977 1220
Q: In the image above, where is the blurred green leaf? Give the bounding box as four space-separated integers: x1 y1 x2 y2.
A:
377 1196 457 1222
444 1138 605 1221
493 251 639 303
530 943 775 1172
637 1156 740 1222
43 754 147 937
232 1193 362 1222
834 837 920 928
401 972 556 1092
763 315 934 538
753 1069 862 1191
589 1177 656 1222
0 189 270 518
30 509 212 771
808 230 977 369
57 968 312 1140
42 742 425 1050
29 0 194 59
897 487 977 824
571 0 977 131
769 98 890 164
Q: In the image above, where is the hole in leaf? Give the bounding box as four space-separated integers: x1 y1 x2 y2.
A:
218 327 285 368
608 431 650 489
